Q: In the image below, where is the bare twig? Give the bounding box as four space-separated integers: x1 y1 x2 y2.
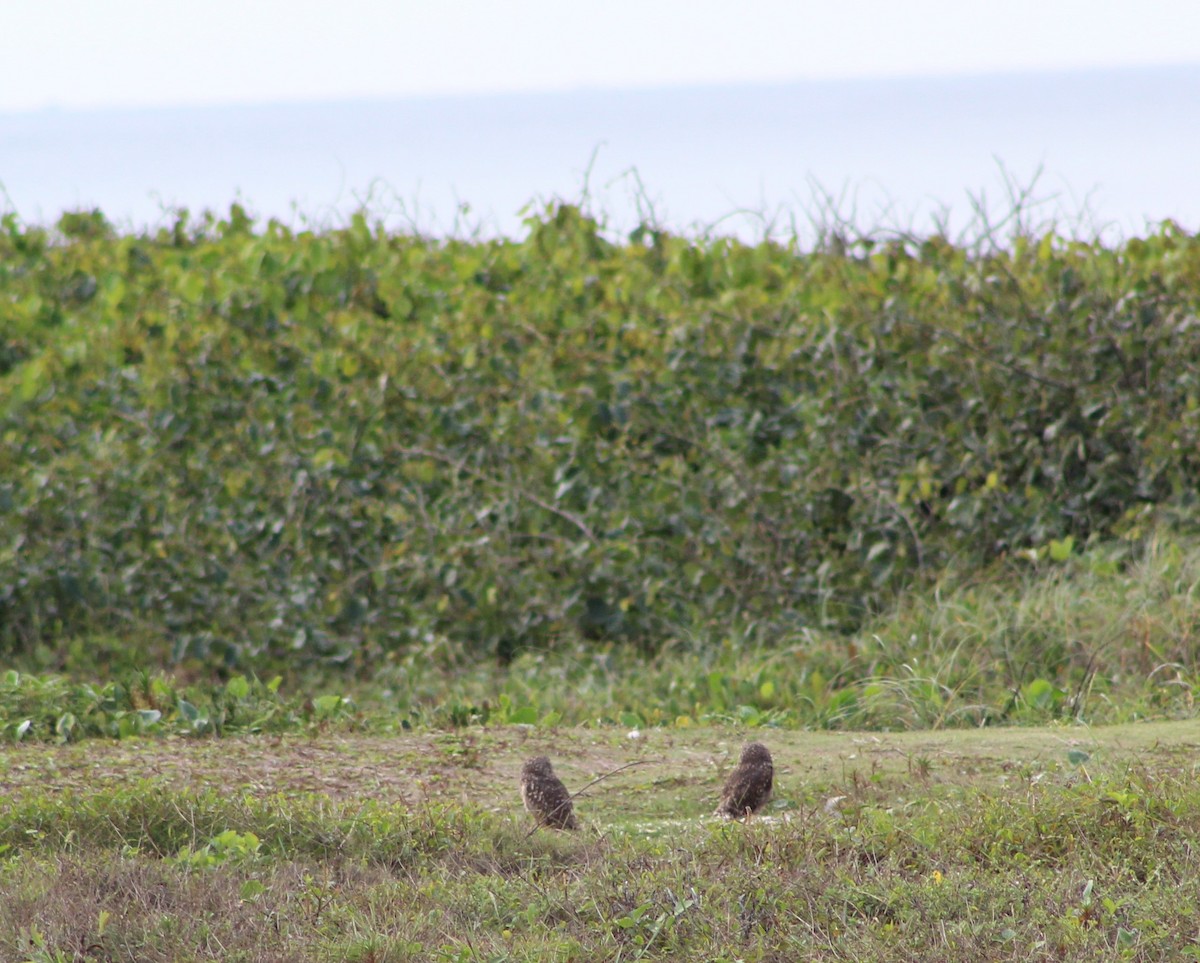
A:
524 759 651 838
902 315 1073 392
567 759 650 802
393 445 596 542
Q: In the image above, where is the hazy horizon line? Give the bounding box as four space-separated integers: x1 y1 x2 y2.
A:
6 59 1199 118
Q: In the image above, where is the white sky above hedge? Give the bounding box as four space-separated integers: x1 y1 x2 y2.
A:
3 0 1200 112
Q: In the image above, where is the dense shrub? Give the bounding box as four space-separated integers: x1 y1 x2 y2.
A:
2 204 1199 671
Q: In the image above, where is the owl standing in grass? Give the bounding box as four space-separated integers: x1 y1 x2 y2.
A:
714 742 774 819
520 756 580 830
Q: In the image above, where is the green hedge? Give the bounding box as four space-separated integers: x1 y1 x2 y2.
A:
2 204 1199 670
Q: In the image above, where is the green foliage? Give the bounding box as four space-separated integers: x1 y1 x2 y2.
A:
4 532 1200 740
359 532 1200 732
0 669 352 742
170 828 262 870
2 204 1200 679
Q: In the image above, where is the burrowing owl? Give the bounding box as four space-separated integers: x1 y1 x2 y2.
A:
714 742 774 819
520 756 579 830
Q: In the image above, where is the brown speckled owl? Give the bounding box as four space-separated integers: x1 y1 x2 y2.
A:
714 742 774 819
520 756 580 830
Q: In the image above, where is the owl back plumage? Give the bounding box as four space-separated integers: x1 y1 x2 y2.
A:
520 755 579 830
714 741 774 819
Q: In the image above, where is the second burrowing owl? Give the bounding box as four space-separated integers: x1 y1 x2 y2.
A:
714 742 774 819
520 756 580 830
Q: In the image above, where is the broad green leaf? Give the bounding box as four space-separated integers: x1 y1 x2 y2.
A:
180 272 206 302
19 357 46 401
56 713 77 738
240 880 267 901
508 706 539 725
1049 536 1074 562
1023 678 1058 709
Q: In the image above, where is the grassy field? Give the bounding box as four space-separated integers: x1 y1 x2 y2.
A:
3 719 1200 961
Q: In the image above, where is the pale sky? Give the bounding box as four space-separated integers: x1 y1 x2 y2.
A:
3 0 1200 112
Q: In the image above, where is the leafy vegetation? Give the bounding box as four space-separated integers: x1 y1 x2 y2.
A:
2 529 1199 742
3 203 1199 686
0 669 354 743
